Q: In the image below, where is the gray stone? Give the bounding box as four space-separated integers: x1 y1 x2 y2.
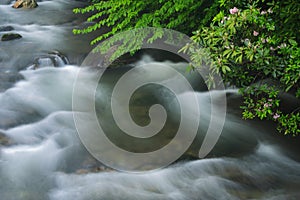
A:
0 26 14 32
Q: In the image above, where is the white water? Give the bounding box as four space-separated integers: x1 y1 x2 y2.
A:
0 1 299 200
0 0 99 92
50 144 300 200
0 62 299 200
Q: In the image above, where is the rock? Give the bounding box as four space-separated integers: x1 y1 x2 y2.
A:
0 26 14 32
50 50 70 66
75 157 114 174
76 166 113 174
0 131 12 146
75 169 90 174
27 50 69 70
1 33 22 41
12 0 38 9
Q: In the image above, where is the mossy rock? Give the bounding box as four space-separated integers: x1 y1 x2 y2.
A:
1 33 22 41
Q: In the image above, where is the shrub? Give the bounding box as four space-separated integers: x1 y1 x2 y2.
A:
74 0 300 136
185 0 300 136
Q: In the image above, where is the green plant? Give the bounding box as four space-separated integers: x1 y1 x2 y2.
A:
240 85 280 120
184 0 300 136
73 0 213 45
74 0 300 136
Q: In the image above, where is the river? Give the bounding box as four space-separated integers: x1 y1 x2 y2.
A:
0 1 300 200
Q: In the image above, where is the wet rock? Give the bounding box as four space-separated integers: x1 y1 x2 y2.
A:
12 0 38 9
0 131 12 146
75 169 90 174
27 50 69 70
1 33 22 41
75 157 114 174
76 166 113 174
0 26 14 32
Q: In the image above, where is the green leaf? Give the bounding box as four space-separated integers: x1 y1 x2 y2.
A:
288 39 297 46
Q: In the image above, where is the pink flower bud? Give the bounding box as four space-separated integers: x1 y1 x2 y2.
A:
253 31 259 36
230 7 239 14
264 103 269 108
273 113 280 119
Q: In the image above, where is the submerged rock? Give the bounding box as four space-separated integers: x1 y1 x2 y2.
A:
75 157 114 174
76 166 113 174
27 50 69 70
0 26 14 32
0 131 12 146
12 0 38 9
1 33 22 41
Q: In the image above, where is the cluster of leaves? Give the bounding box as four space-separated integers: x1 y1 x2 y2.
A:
74 0 300 136
241 84 300 136
278 113 300 136
185 0 300 136
240 85 280 120
73 0 213 45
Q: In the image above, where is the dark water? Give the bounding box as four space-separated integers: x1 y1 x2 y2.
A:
0 1 300 200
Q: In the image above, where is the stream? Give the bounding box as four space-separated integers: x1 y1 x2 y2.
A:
0 1 300 200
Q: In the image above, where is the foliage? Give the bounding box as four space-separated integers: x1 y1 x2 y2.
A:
73 0 213 45
185 0 300 136
87 27 188 63
74 0 300 136
240 85 280 120
278 113 300 136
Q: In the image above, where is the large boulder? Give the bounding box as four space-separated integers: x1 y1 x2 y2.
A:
1 33 22 41
12 0 38 9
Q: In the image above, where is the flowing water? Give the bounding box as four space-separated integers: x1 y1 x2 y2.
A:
0 1 300 200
